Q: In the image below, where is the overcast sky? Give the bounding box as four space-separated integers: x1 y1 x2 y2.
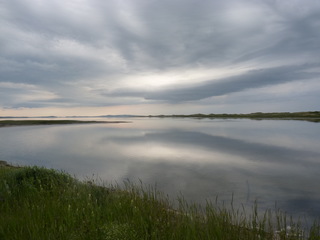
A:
1 0 320 116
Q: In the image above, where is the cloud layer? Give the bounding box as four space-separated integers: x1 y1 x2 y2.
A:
1 0 320 114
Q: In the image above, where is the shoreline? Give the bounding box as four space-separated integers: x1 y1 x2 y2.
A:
145 111 320 122
0 119 130 128
0 160 16 168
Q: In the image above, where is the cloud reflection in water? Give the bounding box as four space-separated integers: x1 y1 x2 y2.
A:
0 118 319 221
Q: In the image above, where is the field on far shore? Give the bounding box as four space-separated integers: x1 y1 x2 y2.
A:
147 111 320 122
0 120 128 128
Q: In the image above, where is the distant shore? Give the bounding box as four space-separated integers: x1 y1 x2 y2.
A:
1 111 320 123
0 120 129 128
146 111 320 122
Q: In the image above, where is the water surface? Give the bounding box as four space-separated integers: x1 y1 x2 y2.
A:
0 117 319 221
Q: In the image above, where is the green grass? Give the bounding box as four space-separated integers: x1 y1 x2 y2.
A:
0 165 319 239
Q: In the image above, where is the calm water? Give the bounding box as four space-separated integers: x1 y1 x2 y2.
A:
1 118 319 221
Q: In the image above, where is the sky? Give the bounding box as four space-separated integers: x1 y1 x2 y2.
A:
1 0 320 116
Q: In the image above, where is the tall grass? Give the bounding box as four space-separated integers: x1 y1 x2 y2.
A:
0 166 319 239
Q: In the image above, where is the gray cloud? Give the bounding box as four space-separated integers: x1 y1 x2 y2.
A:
110 63 319 102
1 0 320 112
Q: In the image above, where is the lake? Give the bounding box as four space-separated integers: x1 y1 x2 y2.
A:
1 117 319 222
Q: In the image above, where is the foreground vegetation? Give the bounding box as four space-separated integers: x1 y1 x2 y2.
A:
148 111 320 122
0 164 319 239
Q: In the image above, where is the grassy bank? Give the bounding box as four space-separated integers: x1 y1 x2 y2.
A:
0 164 319 239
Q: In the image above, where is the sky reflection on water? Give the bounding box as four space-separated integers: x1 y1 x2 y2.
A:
0 118 319 221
